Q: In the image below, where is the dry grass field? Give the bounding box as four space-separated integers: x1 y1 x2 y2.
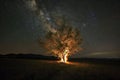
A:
0 58 120 80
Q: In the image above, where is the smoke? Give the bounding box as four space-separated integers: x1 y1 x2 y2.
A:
24 0 57 33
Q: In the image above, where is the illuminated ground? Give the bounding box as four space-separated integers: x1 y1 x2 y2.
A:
0 58 120 80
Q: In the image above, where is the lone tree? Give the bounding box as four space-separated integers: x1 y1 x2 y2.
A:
39 17 83 63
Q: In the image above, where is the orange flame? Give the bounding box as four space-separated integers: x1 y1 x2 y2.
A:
59 47 69 63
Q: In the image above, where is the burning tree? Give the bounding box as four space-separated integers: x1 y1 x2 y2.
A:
25 0 82 63
39 17 83 63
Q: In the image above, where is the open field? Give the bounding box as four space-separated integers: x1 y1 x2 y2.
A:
0 58 120 80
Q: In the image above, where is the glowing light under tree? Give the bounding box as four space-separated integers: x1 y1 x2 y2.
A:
59 47 69 63
39 17 83 63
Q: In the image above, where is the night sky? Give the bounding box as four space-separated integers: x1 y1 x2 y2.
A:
0 0 120 58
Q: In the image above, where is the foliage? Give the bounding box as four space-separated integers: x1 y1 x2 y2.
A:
39 17 83 58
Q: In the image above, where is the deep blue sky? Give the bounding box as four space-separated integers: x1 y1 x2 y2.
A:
0 0 120 58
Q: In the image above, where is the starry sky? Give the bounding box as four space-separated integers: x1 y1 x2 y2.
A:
0 0 120 58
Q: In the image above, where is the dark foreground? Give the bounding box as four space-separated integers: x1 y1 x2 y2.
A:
0 58 120 80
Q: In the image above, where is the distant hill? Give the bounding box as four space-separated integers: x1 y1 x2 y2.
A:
0 54 58 60
0 54 120 64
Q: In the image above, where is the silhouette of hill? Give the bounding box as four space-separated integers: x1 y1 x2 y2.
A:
0 53 57 60
0 54 120 64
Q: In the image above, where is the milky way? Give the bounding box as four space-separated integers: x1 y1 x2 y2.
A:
0 0 120 58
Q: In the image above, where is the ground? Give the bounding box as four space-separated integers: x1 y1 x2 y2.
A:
0 58 120 80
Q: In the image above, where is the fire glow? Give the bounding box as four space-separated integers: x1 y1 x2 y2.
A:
59 47 69 63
